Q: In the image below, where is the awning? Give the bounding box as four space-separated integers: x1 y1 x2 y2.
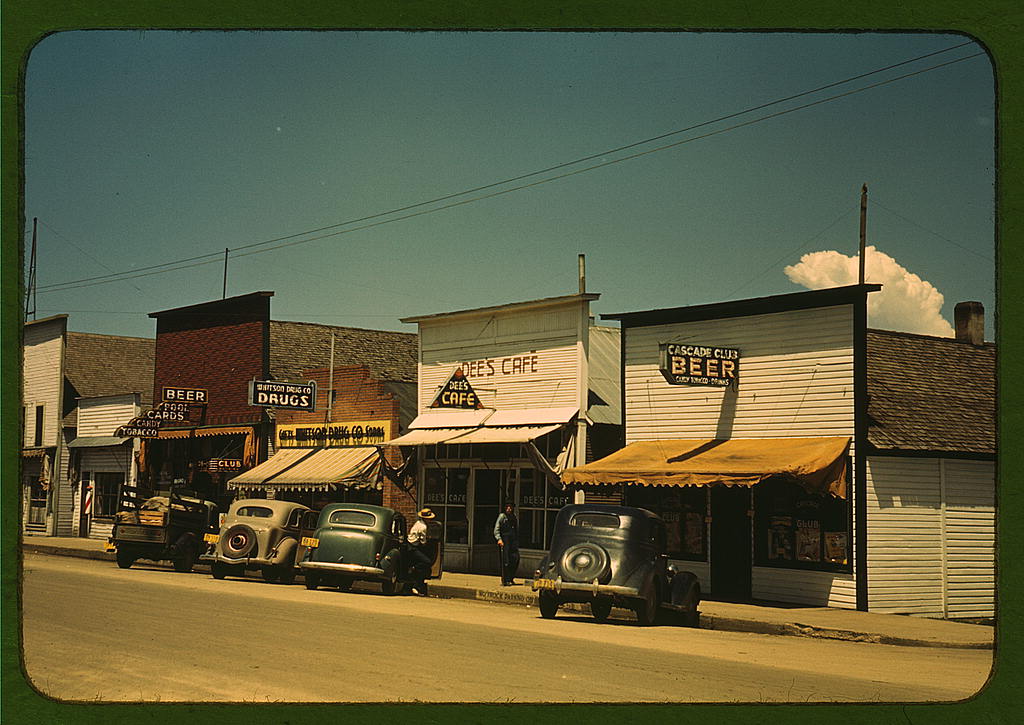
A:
67 436 131 449
446 424 561 444
228 447 381 491
21 448 51 459
225 448 315 486
562 437 851 498
386 428 475 446
156 426 254 440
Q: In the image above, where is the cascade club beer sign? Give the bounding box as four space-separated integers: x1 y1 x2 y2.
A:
115 401 193 438
659 344 740 387
430 368 483 409
248 380 317 412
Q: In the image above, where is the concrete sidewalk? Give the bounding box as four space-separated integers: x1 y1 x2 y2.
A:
21 535 994 650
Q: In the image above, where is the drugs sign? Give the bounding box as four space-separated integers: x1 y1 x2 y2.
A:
248 380 317 412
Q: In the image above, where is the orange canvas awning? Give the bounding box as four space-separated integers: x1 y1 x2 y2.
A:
562 437 851 498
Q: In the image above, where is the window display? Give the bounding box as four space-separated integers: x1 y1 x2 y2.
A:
754 476 849 572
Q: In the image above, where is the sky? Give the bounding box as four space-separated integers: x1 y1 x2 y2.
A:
22 31 995 340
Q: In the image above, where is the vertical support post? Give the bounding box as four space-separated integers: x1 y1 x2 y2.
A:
859 184 868 285
222 248 229 299
325 332 335 424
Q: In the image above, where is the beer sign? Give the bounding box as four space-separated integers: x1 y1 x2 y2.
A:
429 368 482 409
659 344 740 387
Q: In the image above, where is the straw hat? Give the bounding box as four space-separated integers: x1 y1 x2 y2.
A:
418 508 436 519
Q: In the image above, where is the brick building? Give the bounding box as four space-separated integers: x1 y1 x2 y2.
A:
139 292 417 513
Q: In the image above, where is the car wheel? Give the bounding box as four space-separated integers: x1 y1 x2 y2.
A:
590 598 613 622
635 581 661 626
668 573 701 627
173 539 197 573
115 549 135 569
221 524 257 559
304 571 320 590
559 543 610 582
211 562 228 580
337 577 353 592
261 565 280 583
538 591 559 619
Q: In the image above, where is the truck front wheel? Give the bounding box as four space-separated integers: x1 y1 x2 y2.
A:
115 549 135 569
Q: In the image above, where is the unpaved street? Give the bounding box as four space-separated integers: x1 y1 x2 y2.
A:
20 554 992 703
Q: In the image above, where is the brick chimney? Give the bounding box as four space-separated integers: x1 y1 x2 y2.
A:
954 301 985 345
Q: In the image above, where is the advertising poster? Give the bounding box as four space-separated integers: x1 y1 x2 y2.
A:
825 531 848 565
683 512 704 556
769 516 793 561
797 519 821 562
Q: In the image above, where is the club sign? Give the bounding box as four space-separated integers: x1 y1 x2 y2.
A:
659 344 740 387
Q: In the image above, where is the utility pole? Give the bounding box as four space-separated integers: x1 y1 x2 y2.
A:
25 218 38 320
578 253 586 294
325 332 335 424
222 248 229 299
859 184 868 285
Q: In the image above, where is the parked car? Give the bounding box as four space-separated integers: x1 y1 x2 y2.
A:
299 503 442 594
109 487 218 573
531 504 700 626
207 499 318 583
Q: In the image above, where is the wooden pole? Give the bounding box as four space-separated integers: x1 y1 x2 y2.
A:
222 248 229 298
859 185 868 285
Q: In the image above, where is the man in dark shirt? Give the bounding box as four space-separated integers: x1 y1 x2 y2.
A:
494 503 520 586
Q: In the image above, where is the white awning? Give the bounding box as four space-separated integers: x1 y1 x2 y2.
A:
447 424 561 444
385 428 477 446
408 409 493 429
484 407 578 426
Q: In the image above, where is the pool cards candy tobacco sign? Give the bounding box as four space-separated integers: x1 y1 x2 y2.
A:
659 344 741 387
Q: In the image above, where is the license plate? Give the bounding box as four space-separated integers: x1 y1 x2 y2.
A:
203 533 220 544
534 578 556 591
301 537 319 548
104 542 117 553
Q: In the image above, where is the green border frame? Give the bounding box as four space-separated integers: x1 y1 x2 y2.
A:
3 2 1019 723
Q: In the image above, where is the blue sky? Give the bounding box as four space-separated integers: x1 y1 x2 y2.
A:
23 31 995 339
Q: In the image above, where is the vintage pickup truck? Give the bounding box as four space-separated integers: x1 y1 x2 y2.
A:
108 486 218 573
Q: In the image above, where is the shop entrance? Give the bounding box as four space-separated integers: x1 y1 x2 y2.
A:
24 464 48 531
468 469 507 574
710 485 752 601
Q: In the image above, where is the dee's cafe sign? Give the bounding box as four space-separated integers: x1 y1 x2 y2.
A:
659 344 740 387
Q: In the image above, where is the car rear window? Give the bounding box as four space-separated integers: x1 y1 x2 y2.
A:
236 506 273 518
328 510 377 527
569 512 621 529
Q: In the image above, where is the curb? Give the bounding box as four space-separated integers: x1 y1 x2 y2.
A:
23 545 992 649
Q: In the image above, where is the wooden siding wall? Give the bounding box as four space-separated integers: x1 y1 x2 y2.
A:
74 447 132 540
624 304 858 607
77 395 138 437
943 459 995 618
417 305 586 412
623 305 855 441
866 456 994 618
23 320 65 448
587 325 621 424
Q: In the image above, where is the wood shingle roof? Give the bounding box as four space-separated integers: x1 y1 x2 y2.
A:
269 320 417 385
867 329 995 456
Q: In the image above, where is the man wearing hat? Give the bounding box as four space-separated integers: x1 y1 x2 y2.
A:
407 508 436 596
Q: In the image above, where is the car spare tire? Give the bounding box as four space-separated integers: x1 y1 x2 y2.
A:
559 542 610 582
221 524 257 559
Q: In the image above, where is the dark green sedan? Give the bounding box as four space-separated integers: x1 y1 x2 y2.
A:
299 503 436 595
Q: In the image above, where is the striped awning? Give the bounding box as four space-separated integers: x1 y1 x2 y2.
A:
444 424 561 444
157 426 254 440
227 446 381 491
225 448 315 486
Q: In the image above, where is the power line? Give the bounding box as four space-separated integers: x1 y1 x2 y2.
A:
37 45 984 294
872 199 994 261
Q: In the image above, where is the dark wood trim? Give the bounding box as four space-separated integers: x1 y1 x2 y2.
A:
604 284 882 329
854 289 870 612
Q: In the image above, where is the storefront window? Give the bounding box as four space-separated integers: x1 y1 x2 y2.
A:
753 476 850 572
424 467 469 545
92 472 124 519
626 486 708 561
516 468 570 551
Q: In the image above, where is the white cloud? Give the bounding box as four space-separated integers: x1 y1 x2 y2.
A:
784 245 955 337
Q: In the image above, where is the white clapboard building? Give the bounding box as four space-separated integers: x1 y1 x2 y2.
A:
563 286 994 619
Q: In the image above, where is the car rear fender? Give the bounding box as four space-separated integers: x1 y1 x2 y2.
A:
271 536 298 565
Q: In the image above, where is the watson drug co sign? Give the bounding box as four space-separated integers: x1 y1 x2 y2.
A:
276 420 390 448
248 380 317 412
659 344 740 387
